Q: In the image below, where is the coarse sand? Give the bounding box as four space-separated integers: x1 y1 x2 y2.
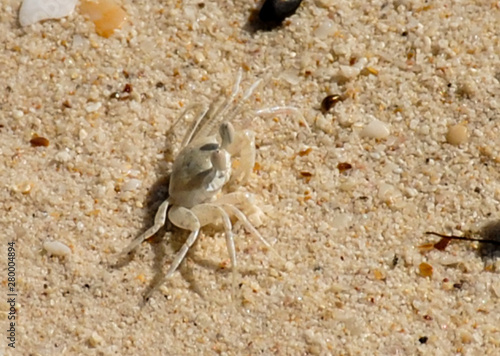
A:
1 0 499 355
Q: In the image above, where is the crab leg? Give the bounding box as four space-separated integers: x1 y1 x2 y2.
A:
222 204 284 262
121 200 170 256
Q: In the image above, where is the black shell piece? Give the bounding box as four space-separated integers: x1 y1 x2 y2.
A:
259 0 303 24
321 94 342 113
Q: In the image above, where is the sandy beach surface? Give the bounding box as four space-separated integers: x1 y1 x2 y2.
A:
1 0 499 354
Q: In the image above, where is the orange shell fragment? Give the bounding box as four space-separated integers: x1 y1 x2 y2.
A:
80 0 127 38
418 262 433 278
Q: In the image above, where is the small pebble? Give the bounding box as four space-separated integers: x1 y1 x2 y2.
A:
339 65 361 79
457 80 477 98
121 179 142 192
79 129 88 140
12 110 24 119
85 102 102 113
88 332 104 347
314 19 336 38
284 261 295 271
259 0 303 23
360 120 390 139
14 182 32 194
315 115 332 133
55 150 72 162
43 241 71 257
378 183 401 203
418 336 428 344
446 124 468 145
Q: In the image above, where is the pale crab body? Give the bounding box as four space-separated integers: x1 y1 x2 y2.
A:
168 131 231 209
119 72 285 300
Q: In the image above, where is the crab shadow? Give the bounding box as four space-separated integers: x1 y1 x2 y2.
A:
478 243 500 264
111 174 170 277
112 173 247 304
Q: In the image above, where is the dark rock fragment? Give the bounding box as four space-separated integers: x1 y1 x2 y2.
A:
259 0 303 24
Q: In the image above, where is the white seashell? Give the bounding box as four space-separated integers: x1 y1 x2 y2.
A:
19 0 79 27
360 120 390 139
43 240 71 257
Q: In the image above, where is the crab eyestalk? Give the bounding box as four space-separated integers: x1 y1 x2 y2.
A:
211 149 228 172
219 122 234 149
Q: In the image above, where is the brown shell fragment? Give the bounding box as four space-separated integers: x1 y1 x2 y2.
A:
337 162 353 173
418 243 435 253
30 136 50 147
298 147 312 157
433 237 452 251
299 171 313 183
123 83 132 93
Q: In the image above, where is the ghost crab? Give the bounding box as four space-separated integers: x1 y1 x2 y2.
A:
120 71 294 299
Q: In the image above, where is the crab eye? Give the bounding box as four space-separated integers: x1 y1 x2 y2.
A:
211 150 227 171
219 122 234 149
199 143 219 151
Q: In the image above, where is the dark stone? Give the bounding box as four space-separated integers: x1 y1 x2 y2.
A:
259 0 303 24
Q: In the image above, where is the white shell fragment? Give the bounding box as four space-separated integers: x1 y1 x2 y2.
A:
19 0 79 27
360 120 390 139
43 240 71 257
121 179 142 192
314 19 336 39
